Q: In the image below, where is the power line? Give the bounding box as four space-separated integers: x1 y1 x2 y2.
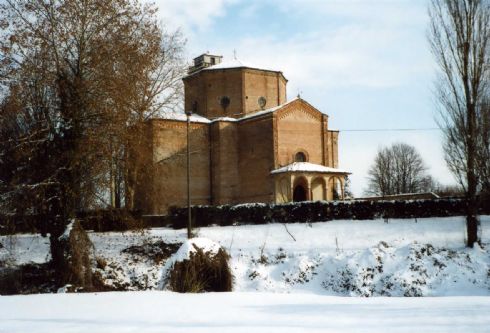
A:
339 128 441 132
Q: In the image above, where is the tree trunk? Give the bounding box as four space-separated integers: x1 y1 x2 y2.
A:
466 101 480 247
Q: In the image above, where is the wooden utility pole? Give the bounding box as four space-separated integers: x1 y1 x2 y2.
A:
186 109 192 239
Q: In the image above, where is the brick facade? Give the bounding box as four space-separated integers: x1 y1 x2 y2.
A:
134 55 348 214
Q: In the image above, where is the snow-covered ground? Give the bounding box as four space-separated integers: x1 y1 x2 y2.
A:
2 216 489 295
1 216 490 332
1 292 490 333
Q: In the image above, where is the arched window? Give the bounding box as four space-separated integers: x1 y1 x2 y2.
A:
295 152 307 162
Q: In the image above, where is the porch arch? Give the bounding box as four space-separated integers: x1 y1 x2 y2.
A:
311 177 326 201
293 176 309 202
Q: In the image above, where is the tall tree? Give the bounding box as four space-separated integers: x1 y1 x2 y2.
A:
428 0 490 247
476 97 490 195
366 143 434 196
0 0 184 283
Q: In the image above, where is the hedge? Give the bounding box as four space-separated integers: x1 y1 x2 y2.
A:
166 198 490 229
1 198 489 235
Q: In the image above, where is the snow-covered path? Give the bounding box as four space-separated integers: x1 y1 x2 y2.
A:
1 291 489 333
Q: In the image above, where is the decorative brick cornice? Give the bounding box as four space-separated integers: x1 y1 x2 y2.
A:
152 119 208 130
276 99 323 121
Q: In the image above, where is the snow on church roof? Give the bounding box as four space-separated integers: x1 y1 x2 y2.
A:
203 58 281 73
238 97 299 121
271 162 350 175
156 98 300 124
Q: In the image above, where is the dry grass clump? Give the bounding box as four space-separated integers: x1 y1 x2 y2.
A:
168 246 232 293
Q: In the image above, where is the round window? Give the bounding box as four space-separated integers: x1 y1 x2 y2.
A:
258 96 267 109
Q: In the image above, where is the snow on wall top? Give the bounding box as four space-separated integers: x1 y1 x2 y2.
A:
154 112 211 124
271 162 350 175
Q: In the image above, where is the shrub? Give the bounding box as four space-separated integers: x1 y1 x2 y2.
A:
0 263 57 295
168 243 232 293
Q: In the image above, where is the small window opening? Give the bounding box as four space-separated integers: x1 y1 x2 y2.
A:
220 96 230 109
295 152 307 162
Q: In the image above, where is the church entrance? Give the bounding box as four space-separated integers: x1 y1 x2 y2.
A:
293 185 307 202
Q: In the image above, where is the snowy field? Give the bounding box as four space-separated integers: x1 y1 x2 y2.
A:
1 216 490 332
1 292 490 333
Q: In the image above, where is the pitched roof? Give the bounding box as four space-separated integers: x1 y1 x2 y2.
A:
271 162 350 175
202 58 281 73
154 98 302 124
237 97 300 121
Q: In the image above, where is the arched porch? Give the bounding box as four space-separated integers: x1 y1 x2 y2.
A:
271 162 350 204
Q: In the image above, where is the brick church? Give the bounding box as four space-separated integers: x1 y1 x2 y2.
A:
134 53 350 214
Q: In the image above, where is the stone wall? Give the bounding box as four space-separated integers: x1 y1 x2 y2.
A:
210 121 239 205
276 101 324 167
237 116 275 203
243 69 286 115
145 120 211 214
326 130 339 168
183 68 287 119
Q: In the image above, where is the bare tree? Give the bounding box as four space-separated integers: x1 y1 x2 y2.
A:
476 97 490 194
366 143 435 196
0 0 184 284
122 29 186 210
428 0 490 247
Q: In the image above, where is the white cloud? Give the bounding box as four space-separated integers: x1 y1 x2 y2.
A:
219 1 434 98
152 0 236 33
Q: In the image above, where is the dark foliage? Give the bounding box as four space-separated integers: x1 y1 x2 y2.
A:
78 209 144 232
0 263 58 295
0 209 143 235
167 198 489 229
122 240 181 264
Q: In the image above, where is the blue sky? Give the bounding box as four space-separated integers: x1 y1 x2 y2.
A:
154 0 455 195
